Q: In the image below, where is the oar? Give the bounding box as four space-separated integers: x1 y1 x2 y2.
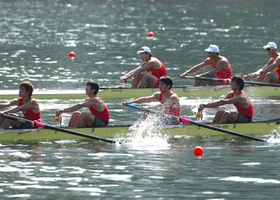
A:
244 81 280 87
184 76 280 87
178 117 266 142
265 118 280 124
100 84 131 90
0 113 116 143
125 104 267 142
183 76 231 84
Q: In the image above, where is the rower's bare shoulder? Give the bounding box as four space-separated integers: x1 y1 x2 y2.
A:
87 96 99 103
218 59 230 68
275 55 280 63
149 57 161 65
225 91 234 98
32 99 40 104
170 93 179 101
203 58 210 64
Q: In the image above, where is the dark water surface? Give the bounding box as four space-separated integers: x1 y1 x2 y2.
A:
0 0 280 199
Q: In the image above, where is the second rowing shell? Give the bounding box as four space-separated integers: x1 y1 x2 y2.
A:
0 85 279 100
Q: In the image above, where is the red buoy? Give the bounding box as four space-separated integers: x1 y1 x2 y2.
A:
68 51 76 60
147 32 154 37
193 146 204 156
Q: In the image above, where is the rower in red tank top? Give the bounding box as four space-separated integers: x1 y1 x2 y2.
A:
0 81 41 129
147 62 168 87
56 81 110 128
180 44 233 86
18 97 41 121
198 76 254 123
267 58 280 84
120 46 168 88
88 98 110 123
248 42 280 84
209 57 232 79
231 92 254 119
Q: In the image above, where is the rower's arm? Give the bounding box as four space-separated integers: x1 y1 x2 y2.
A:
0 99 18 110
200 92 233 109
121 59 156 79
261 58 280 74
249 59 271 77
120 67 139 80
201 99 226 109
60 104 83 113
180 59 209 78
57 99 91 114
6 100 38 114
200 60 228 77
122 92 159 105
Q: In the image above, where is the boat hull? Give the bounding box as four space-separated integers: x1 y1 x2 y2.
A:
0 121 277 142
0 85 279 100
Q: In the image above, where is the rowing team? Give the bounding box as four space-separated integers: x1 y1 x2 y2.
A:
0 74 253 130
120 42 280 87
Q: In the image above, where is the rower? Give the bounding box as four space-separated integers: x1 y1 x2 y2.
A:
0 81 41 129
180 44 232 86
122 76 180 125
120 46 168 88
248 42 280 83
55 81 110 128
198 76 254 123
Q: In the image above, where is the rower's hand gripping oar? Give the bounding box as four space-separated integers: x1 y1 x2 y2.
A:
125 104 267 143
0 113 116 144
53 114 62 124
194 104 203 120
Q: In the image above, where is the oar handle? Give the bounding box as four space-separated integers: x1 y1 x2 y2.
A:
179 117 191 125
34 121 45 128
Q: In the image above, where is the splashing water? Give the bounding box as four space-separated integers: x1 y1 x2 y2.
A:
122 114 171 150
266 127 280 144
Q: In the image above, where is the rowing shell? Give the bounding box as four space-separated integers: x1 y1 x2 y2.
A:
0 85 279 100
0 121 277 142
